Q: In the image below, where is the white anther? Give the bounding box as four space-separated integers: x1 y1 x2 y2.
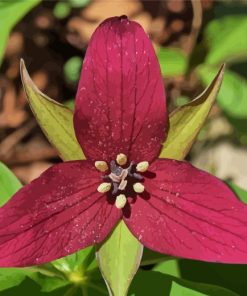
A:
97 183 111 193
133 183 145 193
136 161 149 172
116 153 127 166
115 194 127 209
95 161 108 172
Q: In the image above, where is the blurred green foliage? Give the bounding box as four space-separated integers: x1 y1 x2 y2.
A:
192 11 247 145
157 48 188 77
53 2 71 19
0 0 40 64
69 0 90 8
197 66 247 118
205 16 247 65
64 56 82 84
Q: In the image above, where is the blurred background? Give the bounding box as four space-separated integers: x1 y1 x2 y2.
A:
0 0 246 189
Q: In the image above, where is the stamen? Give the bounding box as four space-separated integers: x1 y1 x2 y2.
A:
136 161 149 172
95 161 108 172
133 182 145 193
118 180 128 190
116 153 127 166
97 182 111 193
115 194 127 209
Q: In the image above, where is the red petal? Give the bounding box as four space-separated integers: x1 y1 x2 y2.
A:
74 16 167 163
0 161 121 267
124 159 247 263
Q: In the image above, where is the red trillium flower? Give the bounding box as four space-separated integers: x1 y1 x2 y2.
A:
1 16 247 267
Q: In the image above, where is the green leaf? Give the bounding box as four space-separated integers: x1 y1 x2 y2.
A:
205 16 247 65
153 259 181 278
226 181 247 204
0 268 30 291
159 64 225 160
64 56 82 84
52 246 95 273
96 221 143 296
197 65 247 118
157 47 188 77
29 273 70 292
0 277 80 296
0 0 40 64
171 259 247 296
20 60 84 161
170 281 207 296
129 270 237 296
0 162 22 206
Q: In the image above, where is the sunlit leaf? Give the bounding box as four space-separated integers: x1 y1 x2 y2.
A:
160 64 225 160
153 259 181 278
170 281 207 296
129 270 237 296
0 162 22 206
0 0 40 64
0 277 80 296
52 246 95 273
0 269 31 292
197 65 247 118
157 47 188 77
97 221 143 296
205 16 247 65
20 60 84 161
29 273 69 292
226 181 247 204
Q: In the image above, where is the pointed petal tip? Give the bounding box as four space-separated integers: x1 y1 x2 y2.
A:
20 58 24 68
20 58 27 75
74 14 167 162
20 58 33 88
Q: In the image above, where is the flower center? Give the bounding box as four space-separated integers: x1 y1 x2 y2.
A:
95 153 149 209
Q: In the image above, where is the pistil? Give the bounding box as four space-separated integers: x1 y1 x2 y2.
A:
96 153 149 209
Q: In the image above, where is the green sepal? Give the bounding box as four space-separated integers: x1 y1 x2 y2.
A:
20 60 84 161
160 64 225 160
96 221 143 296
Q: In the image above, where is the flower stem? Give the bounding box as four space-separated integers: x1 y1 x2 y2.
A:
63 286 78 296
86 282 108 295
